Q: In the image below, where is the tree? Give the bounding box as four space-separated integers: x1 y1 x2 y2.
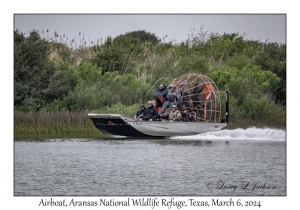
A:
253 42 286 106
92 36 139 74
14 30 76 110
121 30 161 45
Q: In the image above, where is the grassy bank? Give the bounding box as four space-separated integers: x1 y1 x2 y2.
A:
14 110 99 136
14 103 140 138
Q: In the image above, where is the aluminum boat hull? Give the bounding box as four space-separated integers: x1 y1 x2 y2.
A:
88 113 227 137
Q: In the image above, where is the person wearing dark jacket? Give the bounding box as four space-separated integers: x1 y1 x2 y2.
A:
134 104 146 121
159 84 181 115
143 101 159 121
153 84 168 101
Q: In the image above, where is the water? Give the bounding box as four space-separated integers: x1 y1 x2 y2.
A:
14 127 286 196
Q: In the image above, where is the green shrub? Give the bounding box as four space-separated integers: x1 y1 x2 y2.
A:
239 96 286 125
212 65 280 105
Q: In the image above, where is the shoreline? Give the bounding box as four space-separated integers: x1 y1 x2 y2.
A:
14 111 285 140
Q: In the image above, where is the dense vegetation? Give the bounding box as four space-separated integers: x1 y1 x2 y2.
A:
14 29 286 136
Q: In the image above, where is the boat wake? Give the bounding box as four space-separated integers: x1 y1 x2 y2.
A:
170 127 286 141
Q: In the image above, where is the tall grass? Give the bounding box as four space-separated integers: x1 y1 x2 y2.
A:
14 103 141 138
14 110 98 136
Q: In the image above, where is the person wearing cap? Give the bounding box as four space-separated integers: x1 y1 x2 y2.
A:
142 101 159 121
162 105 182 122
134 104 146 121
159 84 181 115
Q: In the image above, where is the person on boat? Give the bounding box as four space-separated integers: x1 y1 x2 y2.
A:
159 84 181 115
142 101 159 121
134 104 146 121
162 105 182 122
153 84 168 101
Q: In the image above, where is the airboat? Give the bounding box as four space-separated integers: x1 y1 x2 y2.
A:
88 73 229 137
